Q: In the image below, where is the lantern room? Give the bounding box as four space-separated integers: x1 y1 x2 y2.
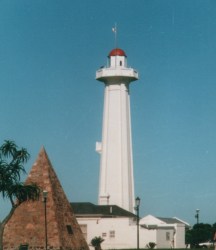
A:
108 48 127 68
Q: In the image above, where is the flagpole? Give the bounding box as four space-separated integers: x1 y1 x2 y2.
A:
112 23 117 48
112 23 118 67
114 23 117 68
114 23 117 49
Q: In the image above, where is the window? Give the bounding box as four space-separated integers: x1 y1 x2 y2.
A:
120 61 122 66
109 230 115 238
166 232 170 241
19 245 28 250
102 232 107 237
66 225 73 235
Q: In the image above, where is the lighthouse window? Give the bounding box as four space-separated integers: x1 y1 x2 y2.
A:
120 61 122 66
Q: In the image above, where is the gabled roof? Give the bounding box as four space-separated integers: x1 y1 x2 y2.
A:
157 217 190 227
140 215 190 229
157 217 184 224
71 202 136 218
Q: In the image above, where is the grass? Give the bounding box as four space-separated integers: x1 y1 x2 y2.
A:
113 248 215 250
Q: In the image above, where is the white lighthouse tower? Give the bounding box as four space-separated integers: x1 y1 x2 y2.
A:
96 48 138 212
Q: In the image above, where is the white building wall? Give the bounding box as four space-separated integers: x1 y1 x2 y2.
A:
156 229 174 249
77 217 137 250
96 50 138 213
98 82 135 212
175 224 186 248
77 217 175 249
140 228 157 248
76 216 187 249
140 215 187 249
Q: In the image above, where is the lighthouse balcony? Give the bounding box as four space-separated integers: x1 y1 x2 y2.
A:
96 67 138 81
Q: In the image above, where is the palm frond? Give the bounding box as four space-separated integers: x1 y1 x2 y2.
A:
6 183 41 206
0 140 17 158
0 140 40 208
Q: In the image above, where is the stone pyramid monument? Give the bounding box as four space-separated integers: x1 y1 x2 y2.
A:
3 147 89 250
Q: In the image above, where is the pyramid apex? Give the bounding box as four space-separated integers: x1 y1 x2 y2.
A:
40 145 46 151
35 146 51 166
39 145 48 156
25 147 54 192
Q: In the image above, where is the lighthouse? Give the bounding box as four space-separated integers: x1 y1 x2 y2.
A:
96 48 138 212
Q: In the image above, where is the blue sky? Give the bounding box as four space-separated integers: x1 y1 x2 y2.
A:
1 0 216 226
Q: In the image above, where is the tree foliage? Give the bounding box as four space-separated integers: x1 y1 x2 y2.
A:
186 223 216 247
0 140 41 249
91 236 104 250
0 140 40 207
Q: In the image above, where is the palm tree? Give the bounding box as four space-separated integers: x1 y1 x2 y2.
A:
0 140 40 249
91 236 104 250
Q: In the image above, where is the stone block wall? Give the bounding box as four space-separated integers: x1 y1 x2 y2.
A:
3 148 89 250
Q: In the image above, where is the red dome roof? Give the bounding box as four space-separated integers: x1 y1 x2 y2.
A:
108 48 127 57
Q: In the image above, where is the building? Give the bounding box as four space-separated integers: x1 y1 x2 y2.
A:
3 148 89 250
140 215 189 249
1 145 188 250
72 202 137 249
96 48 138 212
72 203 189 249
84 48 189 249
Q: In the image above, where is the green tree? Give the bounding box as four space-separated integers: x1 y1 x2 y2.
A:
212 223 216 239
186 223 214 247
0 140 40 249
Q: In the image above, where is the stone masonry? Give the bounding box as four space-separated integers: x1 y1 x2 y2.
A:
3 147 89 250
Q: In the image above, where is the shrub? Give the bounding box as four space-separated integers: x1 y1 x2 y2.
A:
146 242 157 249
